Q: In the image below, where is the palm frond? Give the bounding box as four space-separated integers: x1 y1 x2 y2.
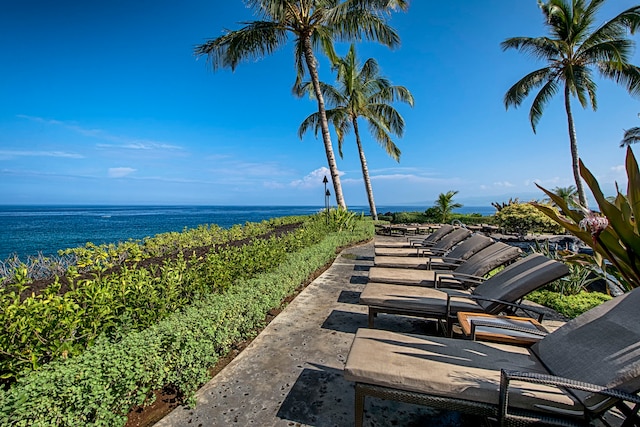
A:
529 77 560 132
501 36 561 61
195 21 289 71
504 67 555 109
622 127 640 147
597 62 640 97
298 111 322 139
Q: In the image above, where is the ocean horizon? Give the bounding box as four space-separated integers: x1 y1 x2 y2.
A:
0 204 496 260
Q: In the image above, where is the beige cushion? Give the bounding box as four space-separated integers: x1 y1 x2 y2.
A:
533 288 640 411
344 328 583 415
359 282 480 315
368 267 439 285
374 247 421 257
374 256 429 269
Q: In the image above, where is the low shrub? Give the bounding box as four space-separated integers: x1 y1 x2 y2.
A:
0 218 373 426
495 202 564 235
526 290 612 319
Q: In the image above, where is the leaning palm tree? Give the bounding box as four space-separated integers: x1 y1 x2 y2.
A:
502 0 640 207
434 190 462 224
296 44 414 220
194 0 408 209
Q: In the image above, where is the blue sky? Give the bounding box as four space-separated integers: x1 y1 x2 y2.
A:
2 1 640 208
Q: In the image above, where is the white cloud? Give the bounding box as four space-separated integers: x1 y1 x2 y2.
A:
493 181 515 188
18 115 182 151
290 167 343 189
108 167 136 178
0 150 83 159
611 164 625 173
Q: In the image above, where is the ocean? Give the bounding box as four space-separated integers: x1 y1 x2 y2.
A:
0 205 495 261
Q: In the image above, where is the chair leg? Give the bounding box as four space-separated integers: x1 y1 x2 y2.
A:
355 383 366 427
368 309 376 328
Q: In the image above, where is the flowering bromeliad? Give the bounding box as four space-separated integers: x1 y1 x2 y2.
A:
578 211 609 245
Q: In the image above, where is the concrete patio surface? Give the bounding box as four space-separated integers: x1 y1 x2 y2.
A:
155 236 616 427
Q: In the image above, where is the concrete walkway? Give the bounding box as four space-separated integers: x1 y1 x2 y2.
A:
154 237 611 426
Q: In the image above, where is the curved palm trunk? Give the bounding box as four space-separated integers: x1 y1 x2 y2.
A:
301 36 346 209
352 118 378 220
564 85 588 208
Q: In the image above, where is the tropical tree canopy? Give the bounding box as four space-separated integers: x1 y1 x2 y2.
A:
433 190 462 224
194 0 409 208
502 0 640 206
296 44 414 220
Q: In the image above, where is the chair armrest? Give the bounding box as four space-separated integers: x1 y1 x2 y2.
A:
418 247 448 256
469 319 548 341
499 369 640 423
446 294 547 323
426 256 466 270
435 272 486 289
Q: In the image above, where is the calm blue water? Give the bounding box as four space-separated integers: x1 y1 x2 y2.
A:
0 205 495 260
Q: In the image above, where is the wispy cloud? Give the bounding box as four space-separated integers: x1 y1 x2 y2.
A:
289 167 344 189
18 115 182 151
0 150 84 159
108 167 136 178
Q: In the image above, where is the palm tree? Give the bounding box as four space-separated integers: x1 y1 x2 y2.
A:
434 191 462 224
502 0 640 207
296 44 414 220
547 185 578 208
621 114 640 146
194 0 408 209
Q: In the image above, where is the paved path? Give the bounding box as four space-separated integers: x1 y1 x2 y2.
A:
155 237 616 426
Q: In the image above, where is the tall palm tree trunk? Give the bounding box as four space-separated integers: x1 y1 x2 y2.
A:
564 84 588 207
352 118 378 220
301 36 346 209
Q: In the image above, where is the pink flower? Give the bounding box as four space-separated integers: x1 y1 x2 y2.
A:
578 212 609 244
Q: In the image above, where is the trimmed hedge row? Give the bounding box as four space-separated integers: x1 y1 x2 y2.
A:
0 220 373 426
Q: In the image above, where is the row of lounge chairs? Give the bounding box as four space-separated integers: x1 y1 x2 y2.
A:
342 225 640 426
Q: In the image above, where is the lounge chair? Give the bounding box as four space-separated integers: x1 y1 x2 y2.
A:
374 233 494 269
369 241 522 286
361 253 568 332
375 224 455 249
375 227 472 258
345 287 640 426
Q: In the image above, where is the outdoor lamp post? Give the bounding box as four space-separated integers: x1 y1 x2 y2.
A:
325 189 331 225
323 176 330 224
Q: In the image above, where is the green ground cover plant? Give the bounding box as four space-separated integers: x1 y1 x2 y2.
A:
527 290 612 319
0 213 373 426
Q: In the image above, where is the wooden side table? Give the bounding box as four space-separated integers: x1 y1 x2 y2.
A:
457 312 548 346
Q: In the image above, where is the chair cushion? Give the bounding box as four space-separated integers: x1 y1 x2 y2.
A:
533 288 640 411
374 256 429 269
344 328 583 415
368 267 438 286
360 282 487 317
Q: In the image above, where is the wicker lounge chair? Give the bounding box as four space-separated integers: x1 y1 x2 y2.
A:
375 227 472 258
375 224 455 249
369 241 522 286
374 233 494 268
345 287 640 426
361 253 568 332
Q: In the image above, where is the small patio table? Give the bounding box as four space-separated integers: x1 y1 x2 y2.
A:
456 312 548 346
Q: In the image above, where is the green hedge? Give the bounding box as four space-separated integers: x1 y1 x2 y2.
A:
526 290 612 319
0 220 373 427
